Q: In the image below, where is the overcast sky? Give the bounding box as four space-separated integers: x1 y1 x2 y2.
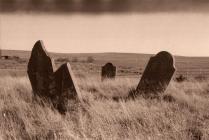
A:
1 0 209 57
1 12 209 57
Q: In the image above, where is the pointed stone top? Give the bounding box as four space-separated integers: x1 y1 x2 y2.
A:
32 40 48 55
27 40 55 96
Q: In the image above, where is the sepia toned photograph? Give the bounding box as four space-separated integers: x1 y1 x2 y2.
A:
0 0 209 139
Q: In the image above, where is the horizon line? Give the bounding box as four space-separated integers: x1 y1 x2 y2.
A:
2 48 209 58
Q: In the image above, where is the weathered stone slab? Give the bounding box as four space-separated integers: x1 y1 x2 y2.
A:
28 41 81 114
53 63 80 114
0 48 2 59
101 62 116 81
135 51 175 96
27 40 55 97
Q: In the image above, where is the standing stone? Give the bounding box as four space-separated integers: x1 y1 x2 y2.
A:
101 62 116 81
27 40 55 97
0 48 2 59
53 63 80 114
135 51 175 96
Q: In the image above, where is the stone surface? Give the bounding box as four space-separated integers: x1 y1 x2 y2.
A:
28 41 81 114
27 40 55 97
27 41 82 114
135 51 176 95
53 63 80 114
0 48 1 59
101 62 116 81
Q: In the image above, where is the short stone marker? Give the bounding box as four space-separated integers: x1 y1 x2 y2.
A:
101 62 116 81
27 40 55 97
133 51 176 97
53 63 80 114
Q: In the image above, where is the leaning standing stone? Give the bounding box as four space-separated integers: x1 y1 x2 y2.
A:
53 63 80 114
135 51 175 96
101 62 116 81
27 40 55 97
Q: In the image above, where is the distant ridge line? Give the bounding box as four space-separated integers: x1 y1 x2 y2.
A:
1 49 209 58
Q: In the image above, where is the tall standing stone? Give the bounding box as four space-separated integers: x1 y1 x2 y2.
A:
28 40 82 114
0 48 2 59
101 62 116 81
53 63 80 114
27 40 55 97
135 51 175 96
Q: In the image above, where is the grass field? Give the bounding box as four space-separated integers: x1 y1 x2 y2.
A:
0 50 209 139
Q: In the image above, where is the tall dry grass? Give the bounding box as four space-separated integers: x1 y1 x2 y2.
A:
0 72 209 140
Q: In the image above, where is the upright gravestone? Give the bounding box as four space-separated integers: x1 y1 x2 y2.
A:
27 40 55 97
101 63 116 81
134 51 175 96
53 63 80 114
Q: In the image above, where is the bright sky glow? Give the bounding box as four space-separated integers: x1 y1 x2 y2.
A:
1 13 209 56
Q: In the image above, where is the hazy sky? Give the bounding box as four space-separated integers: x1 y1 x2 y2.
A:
1 13 209 57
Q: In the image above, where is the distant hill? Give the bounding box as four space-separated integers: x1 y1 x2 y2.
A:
1 49 209 78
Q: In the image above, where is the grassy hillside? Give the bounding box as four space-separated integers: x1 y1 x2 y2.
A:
1 49 209 79
1 50 209 139
0 71 209 139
